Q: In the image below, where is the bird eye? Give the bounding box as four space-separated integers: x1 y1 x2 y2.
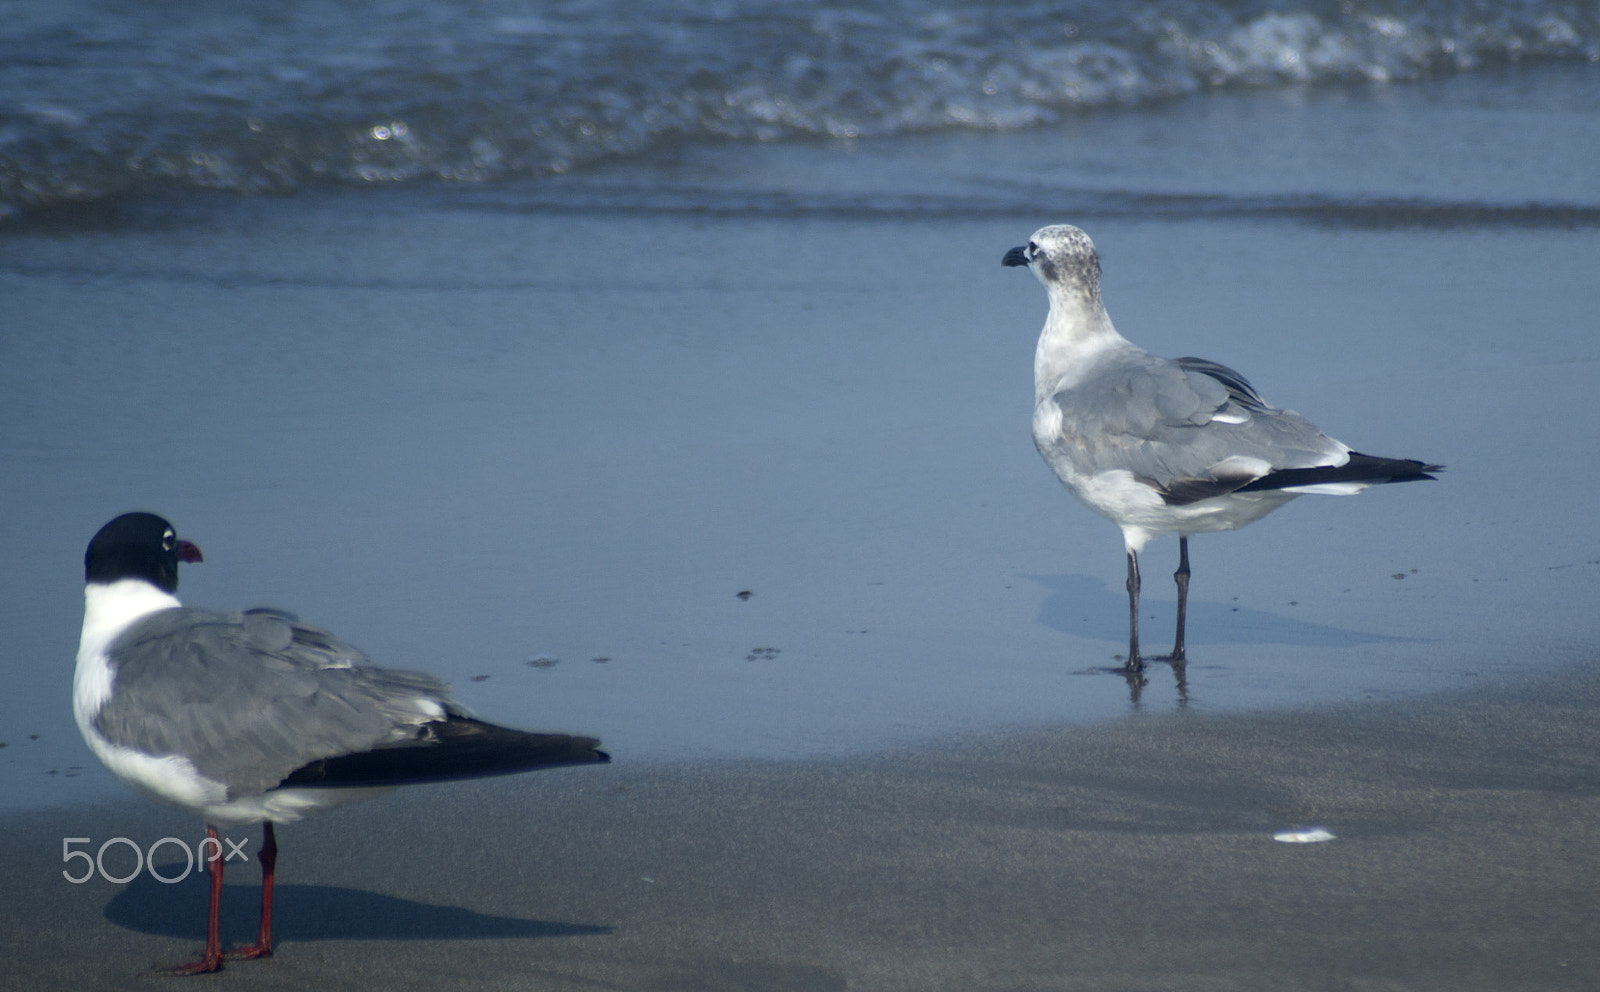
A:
1027 241 1038 255
162 529 176 551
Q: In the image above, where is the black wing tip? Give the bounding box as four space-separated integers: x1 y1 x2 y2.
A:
1348 452 1444 482
1238 453 1443 494
276 718 611 789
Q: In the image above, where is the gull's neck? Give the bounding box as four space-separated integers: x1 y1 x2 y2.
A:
78 579 181 666
1034 285 1130 402
75 579 182 731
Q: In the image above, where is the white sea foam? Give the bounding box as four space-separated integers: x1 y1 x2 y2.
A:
1 0 1596 218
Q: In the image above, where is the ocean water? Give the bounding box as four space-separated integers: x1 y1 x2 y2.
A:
2 0 1598 220
2 1 1599 812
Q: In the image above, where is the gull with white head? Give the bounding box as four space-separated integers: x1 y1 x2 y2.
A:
1003 225 1440 675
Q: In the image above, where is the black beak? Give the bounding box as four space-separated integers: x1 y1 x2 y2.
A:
1002 246 1029 267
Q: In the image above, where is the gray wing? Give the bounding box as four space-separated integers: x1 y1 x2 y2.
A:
94 607 463 797
1042 352 1348 504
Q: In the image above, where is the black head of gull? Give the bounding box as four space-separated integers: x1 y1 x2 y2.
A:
1005 225 1442 685
74 512 609 975
84 510 203 592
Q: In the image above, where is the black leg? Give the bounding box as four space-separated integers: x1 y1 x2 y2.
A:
1125 549 1144 673
1171 536 1190 663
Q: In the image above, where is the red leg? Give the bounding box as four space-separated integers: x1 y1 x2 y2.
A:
225 821 276 960
163 824 225 975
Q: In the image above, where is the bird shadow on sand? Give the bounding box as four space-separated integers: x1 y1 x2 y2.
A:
104 871 610 945
1025 573 1425 649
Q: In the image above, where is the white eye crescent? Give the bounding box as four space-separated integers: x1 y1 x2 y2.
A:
162 529 177 551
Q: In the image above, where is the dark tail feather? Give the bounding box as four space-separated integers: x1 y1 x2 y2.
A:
1238 451 1443 493
276 717 610 789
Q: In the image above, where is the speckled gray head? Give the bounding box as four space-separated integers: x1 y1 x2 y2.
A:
1002 224 1102 304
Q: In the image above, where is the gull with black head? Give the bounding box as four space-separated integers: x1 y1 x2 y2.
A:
74 511 610 974
1003 225 1440 676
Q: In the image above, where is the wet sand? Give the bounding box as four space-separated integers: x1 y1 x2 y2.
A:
4 196 1597 798
5 663 1599 991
